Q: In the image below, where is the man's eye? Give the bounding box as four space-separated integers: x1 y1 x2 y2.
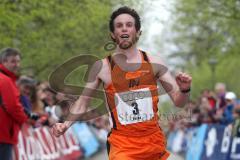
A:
116 24 122 28
127 23 133 27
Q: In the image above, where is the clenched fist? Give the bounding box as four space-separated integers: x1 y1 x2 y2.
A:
176 72 192 92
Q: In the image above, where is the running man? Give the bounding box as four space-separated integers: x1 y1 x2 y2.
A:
52 6 192 160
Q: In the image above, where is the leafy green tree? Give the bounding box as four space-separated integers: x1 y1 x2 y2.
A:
170 0 240 97
0 0 113 80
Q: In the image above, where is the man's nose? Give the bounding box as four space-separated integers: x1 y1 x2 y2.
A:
122 24 128 32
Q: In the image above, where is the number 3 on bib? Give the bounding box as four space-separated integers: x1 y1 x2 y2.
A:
115 88 154 125
131 102 139 115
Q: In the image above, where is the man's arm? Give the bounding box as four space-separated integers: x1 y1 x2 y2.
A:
149 55 192 108
52 60 103 137
64 77 102 126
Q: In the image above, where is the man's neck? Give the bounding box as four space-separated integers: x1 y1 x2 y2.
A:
114 44 139 60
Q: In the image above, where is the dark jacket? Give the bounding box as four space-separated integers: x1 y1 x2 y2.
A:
0 64 28 144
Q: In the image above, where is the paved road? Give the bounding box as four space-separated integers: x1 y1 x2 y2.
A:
87 149 184 160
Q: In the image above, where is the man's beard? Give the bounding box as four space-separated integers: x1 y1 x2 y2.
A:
116 36 138 50
119 41 133 49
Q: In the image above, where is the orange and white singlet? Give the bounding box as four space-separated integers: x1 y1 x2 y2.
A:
104 50 170 160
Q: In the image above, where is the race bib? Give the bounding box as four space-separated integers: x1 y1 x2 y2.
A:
114 88 154 125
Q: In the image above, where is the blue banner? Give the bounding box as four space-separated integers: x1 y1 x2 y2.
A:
230 136 240 159
167 122 240 160
72 123 100 157
171 130 186 153
167 131 177 151
201 125 232 160
186 124 208 160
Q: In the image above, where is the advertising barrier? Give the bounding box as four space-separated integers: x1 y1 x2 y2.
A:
168 122 240 160
12 123 99 160
72 123 100 158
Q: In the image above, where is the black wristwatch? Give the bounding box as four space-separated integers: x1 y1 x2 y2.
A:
180 88 191 93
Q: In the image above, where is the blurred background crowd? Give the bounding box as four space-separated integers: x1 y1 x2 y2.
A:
167 82 240 134
16 75 111 144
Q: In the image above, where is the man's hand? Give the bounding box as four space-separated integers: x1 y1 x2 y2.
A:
51 123 68 137
176 72 192 92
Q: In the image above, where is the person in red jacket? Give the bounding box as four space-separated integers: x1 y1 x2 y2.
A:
0 48 28 160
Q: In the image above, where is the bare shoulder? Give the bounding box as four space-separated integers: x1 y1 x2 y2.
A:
94 58 111 85
145 54 170 78
97 58 110 75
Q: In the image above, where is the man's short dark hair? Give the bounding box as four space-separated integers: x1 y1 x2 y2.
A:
0 48 21 63
109 6 141 32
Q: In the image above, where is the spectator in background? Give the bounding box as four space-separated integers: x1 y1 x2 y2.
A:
43 87 59 125
42 86 57 107
215 82 227 109
36 81 49 107
55 93 78 123
201 89 216 109
17 76 36 113
219 92 237 124
31 82 45 115
199 90 217 123
30 82 50 128
17 76 50 127
185 100 201 126
0 48 28 160
233 103 240 120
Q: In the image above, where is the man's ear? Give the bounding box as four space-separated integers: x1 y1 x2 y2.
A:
110 32 116 42
136 30 142 38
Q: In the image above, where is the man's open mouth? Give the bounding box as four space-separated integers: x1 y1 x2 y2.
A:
120 34 129 39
